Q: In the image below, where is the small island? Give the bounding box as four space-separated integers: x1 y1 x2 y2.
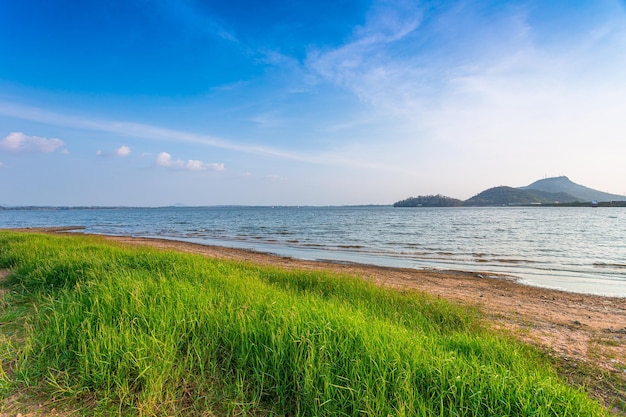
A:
393 194 463 207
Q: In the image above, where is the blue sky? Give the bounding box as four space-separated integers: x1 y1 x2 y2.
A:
1 0 626 206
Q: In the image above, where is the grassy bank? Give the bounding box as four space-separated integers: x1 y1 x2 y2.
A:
0 231 609 416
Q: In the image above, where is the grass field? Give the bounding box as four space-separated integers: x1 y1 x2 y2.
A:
0 231 609 416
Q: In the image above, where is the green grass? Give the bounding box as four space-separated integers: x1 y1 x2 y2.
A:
0 231 610 416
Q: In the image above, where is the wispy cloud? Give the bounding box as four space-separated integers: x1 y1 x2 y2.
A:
307 1 626 141
306 0 425 108
0 102 306 160
156 152 224 171
250 112 283 128
0 101 404 173
155 0 239 43
0 131 66 153
264 174 288 182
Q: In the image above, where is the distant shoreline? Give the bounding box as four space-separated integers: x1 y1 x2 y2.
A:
3 202 626 211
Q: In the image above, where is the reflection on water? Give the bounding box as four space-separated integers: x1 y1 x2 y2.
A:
1 206 625 296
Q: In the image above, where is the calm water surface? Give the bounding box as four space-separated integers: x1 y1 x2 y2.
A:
1 206 625 297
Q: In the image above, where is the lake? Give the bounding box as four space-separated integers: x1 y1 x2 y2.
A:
1 206 625 297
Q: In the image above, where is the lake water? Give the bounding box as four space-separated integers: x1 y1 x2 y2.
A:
1 206 625 297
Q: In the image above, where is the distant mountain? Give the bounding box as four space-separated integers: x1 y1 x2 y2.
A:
463 186 577 206
394 176 625 207
520 176 626 202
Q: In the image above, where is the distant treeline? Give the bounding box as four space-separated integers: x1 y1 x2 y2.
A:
393 194 464 207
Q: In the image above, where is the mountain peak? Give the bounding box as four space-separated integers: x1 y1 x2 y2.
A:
526 176 571 186
521 176 625 202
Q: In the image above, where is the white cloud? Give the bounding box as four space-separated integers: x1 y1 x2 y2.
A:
0 132 66 153
156 152 224 171
116 145 131 157
97 145 132 157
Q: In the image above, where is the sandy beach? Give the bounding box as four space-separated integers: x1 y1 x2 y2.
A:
4 228 626 411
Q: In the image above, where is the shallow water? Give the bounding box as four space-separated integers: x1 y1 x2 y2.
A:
1 206 625 296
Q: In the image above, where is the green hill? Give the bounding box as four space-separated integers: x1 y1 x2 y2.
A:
464 186 582 206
